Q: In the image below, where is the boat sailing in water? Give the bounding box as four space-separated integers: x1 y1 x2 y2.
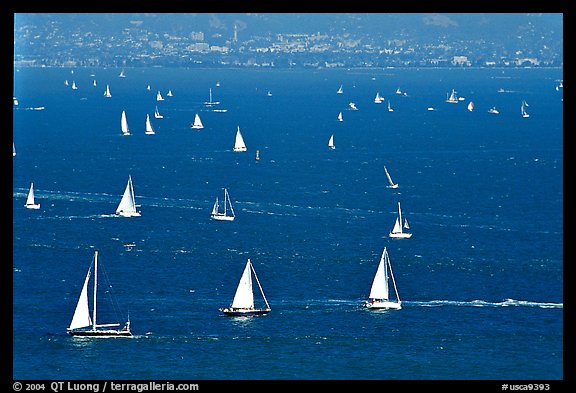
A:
220 259 271 316
521 100 530 118
204 88 220 106
374 92 384 104
67 250 132 337
364 247 402 310
446 89 458 104
389 202 412 238
24 182 41 209
488 107 500 115
384 165 399 188
210 188 235 221
467 101 474 112
191 113 204 129
116 175 141 217
337 84 343 94
156 91 164 102
145 114 155 135
233 126 247 152
337 112 343 122
154 106 163 119
120 111 130 135
328 134 335 150
104 84 112 98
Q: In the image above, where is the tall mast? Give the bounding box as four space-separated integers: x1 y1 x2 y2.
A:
397 202 403 233
223 189 227 216
93 251 98 330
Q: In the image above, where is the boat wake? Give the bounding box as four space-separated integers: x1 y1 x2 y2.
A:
408 299 562 309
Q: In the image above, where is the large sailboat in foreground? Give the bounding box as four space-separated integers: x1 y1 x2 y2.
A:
389 202 412 238
211 188 235 221
67 250 132 337
116 175 141 217
220 259 271 316
364 247 401 310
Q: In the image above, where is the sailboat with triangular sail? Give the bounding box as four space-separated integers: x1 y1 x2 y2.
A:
233 126 247 152
104 84 112 98
328 134 335 150
521 100 530 118
166 90 173 97
389 202 412 238
191 113 204 129
24 182 41 209
121 111 130 136
387 101 394 112
145 114 155 135
219 259 271 316
67 250 132 337
337 84 343 94
446 89 458 104
115 175 141 217
210 188 235 221
156 91 164 102
337 112 343 122
204 88 220 106
374 92 384 104
467 101 474 112
154 106 163 119
384 166 399 188
364 247 401 310
71 81 78 90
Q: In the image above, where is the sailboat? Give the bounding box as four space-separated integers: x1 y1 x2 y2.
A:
387 101 394 112
337 112 343 122
71 81 78 90
146 84 151 91
120 110 130 136
389 202 412 238
156 91 164 102
104 84 112 98
446 89 458 104
349 102 358 110
13 142 16 157
204 88 220 106
219 259 271 316
191 113 204 129
233 126 247 152
374 92 384 104
488 106 500 115
119 69 126 78
67 250 132 337
210 188 235 221
154 106 164 119
24 182 41 209
467 101 474 112
521 100 530 118
115 175 141 217
92 79 97 87
384 166 398 188
145 114 155 135
337 84 343 94
328 134 335 150
166 90 173 97
364 247 401 310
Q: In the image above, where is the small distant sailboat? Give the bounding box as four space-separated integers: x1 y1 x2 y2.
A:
93 80 97 87
146 84 151 91
488 107 500 115
210 188 235 221
384 166 398 188
233 126 247 152
219 259 271 316
204 88 220 106
120 110 130 136
64 80 69 86
104 84 112 98
119 69 126 78
216 81 221 87
363 247 401 310
24 182 41 209
13 97 19 106
255 150 260 161
389 202 412 239
156 91 164 102
467 101 474 112
395 87 402 95
166 90 173 97
267 91 273 97
387 101 394 112
67 250 132 337
154 106 164 119
115 175 141 217
374 92 384 104
13 142 16 157
337 112 343 122
328 134 335 150
337 84 343 94
521 100 530 118
191 113 204 129
349 102 358 110
446 89 458 104
71 81 78 90
145 114 155 135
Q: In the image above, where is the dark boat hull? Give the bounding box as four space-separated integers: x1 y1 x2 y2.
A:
219 308 270 316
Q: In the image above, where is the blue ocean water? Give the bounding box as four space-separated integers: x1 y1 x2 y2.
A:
12 66 563 380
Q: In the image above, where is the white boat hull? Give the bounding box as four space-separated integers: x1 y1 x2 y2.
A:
389 232 412 238
364 300 402 310
219 307 270 316
116 211 141 217
25 204 41 209
211 213 234 221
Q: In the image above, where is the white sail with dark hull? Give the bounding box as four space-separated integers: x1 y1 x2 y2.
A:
220 259 271 316
116 175 141 217
364 247 401 310
67 251 132 337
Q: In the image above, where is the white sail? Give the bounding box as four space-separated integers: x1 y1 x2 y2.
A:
521 100 530 118
154 106 163 119
69 267 93 330
167 90 173 97
211 188 235 221
368 249 389 301
25 182 40 209
446 89 458 104
328 134 335 149
374 92 384 104
384 166 398 188
191 113 204 129
104 85 112 98
71 81 78 90
231 260 254 309
121 111 130 135
233 127 247 152
13 142 16 157
116 175 140 217
156 91 164 101
467 101 474 112
145 114 155 135
387 101 394 112
93 80 97 87
337 85 343 94
337 112 343 122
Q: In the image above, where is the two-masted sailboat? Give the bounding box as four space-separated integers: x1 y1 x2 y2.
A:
24 182 41 209
219 259 271 316
121 110 130 136
211 188 235 221
233 126 247 152
116 175 141 217
389 202 412 238
67 250 132 337
364 247 401 310
191 113 204 129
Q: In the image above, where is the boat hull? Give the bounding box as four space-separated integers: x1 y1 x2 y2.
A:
67 329 133 338
116 211 141 217
25 204 41 209
389 232 412 238
364 300 402 310
219 307 270 316
211 214 234 221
